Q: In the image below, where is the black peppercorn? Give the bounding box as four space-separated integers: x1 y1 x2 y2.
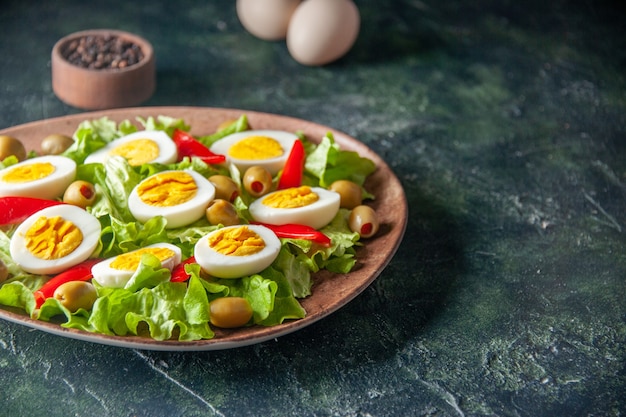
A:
62 34 144 70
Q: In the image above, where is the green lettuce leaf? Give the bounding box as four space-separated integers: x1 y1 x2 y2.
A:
0 154 20 170
102 216 170 258
136 115 189 137
197 115 250 147
279 210 360 274
273 246 312 298
66 270 213 341
62 117 130 163
256 267 306 326
305 132 376 190
0 281 37 315
123 253 172 292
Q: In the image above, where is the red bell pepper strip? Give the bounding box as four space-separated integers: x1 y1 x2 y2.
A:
33 258 102 308
277 139 305 190
0 196 64 226
172 129 226 164
170 256 197 282
251 222 331 247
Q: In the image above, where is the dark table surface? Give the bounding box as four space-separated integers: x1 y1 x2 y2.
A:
1 1 625 416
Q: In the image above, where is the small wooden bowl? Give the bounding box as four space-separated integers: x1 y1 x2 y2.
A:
51 29 155 110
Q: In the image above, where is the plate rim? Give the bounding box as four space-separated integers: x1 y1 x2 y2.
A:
0 106 408 351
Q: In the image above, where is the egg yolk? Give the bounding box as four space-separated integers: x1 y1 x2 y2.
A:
110 247 176 271
262 186 319 209
137 171 197 207
2 162 55 183
209 226 265 256
25 216 83 260
228 136 284 160
110 139 160 166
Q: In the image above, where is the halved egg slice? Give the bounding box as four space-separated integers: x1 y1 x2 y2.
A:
84 130 178 166
0 155 76 200
10 204 101 275
248 186 340 230
209 130 299 175
91 242 182 288
194 224 281 279
128 170 216 229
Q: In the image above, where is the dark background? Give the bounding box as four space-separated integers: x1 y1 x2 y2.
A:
1 1 625 415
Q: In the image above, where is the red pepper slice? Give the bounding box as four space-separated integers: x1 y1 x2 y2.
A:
33 258 102 308
172 129 226 164
0 196 64 226
252 222 331 247
170 256 197 282
277 139 305 190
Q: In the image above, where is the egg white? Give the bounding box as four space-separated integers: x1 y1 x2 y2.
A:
128 169 216 229
10 205 101 275
0 155 77 200
194 224 281 279
84 130 178 166
91 242 182 288
249 186 340 229
209 130 299 175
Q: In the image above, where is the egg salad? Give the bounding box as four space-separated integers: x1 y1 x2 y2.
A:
0 114 377 342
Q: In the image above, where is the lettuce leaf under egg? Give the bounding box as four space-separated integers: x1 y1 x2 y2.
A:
61 116 132 163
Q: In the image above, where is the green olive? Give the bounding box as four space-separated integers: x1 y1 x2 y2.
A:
0 259 9 283
0 135 27 161
53 281 98 312
243 166 273 197
41 134 74 155
209 175 240 202
206 199 240 226
63 180 97 208
209 297 253 328
329 180 363 209
349 205 379 238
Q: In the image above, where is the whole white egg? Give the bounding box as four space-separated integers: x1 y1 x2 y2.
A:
0 155 76 200
10 204 101 275
286 0 360 66
91 242 182 288
249 186 340 229
84 130 178 166
194 224 281 279
128 170 216 229
209 130 299 175
236 0 302 41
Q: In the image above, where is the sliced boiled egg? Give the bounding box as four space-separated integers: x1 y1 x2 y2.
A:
10 204 101 275
194 224 281 279
209 130 299 175
128 170 215 229
249 186 340 230
91 242 182 288
0 155 76 200
84 130 178 166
